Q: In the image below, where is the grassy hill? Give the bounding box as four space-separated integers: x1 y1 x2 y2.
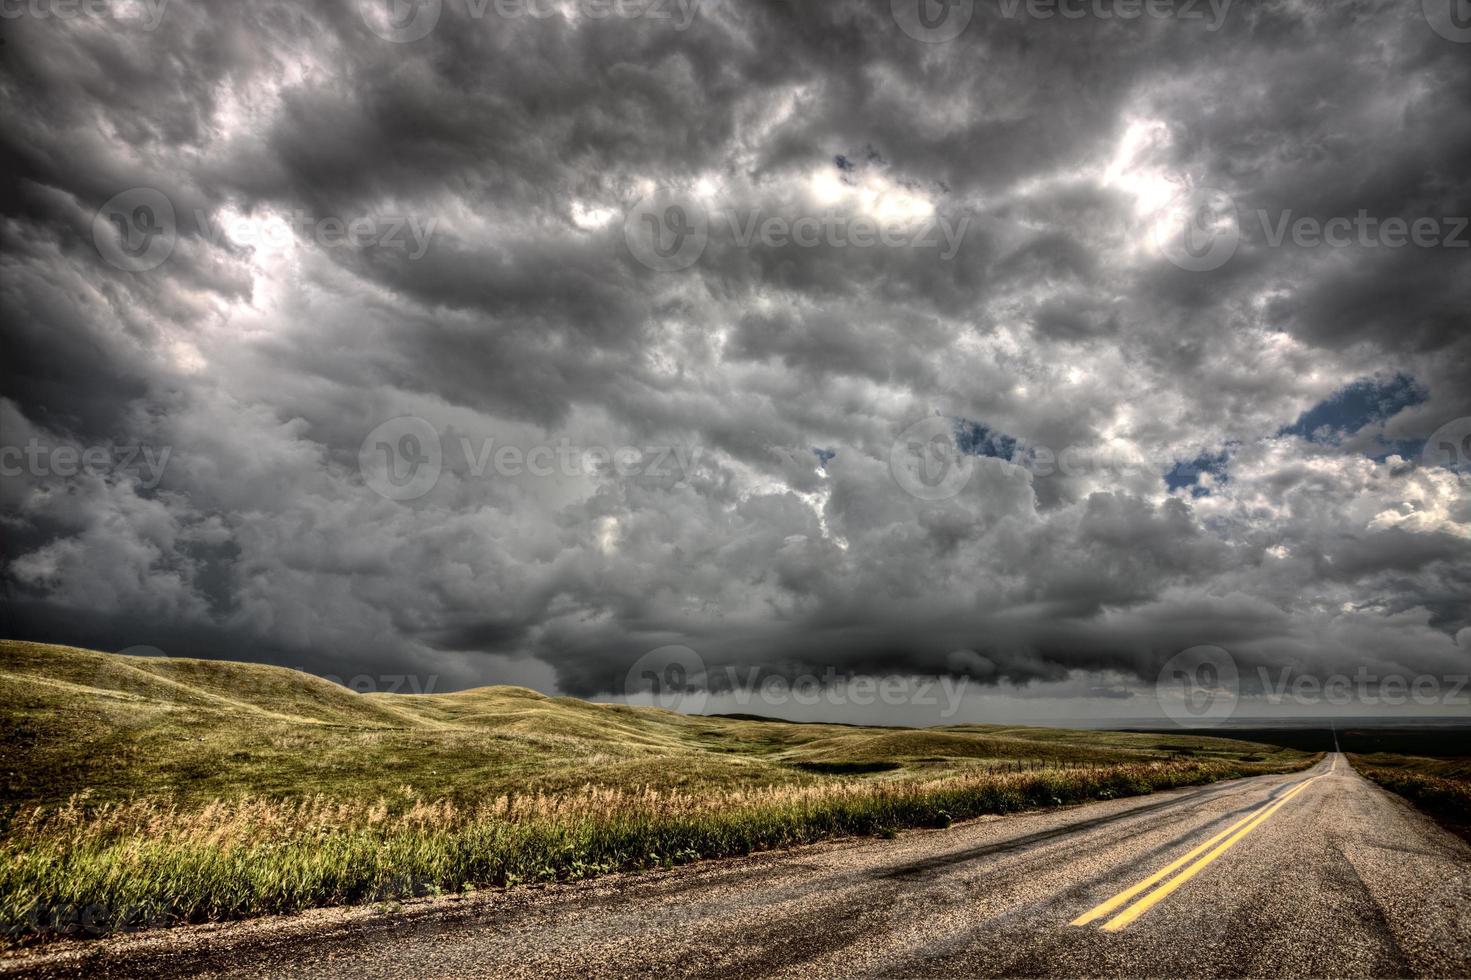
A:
0 641 1316 946
1 640 1303 806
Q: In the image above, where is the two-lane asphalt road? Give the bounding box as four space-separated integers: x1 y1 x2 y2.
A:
11 755 1471 978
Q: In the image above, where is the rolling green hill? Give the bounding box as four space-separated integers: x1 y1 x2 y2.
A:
1 640 1303 806
0 640 1317 945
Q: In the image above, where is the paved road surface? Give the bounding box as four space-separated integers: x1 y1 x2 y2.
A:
8 755 1470 978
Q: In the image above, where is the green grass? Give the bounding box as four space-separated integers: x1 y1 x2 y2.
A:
0 640 1316 945
0 640 1308 805
1348 753 1471 838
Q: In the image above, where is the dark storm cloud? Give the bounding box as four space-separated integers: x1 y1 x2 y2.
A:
2 0 1468 719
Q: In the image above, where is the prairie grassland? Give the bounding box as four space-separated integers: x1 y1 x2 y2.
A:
0 641 1316 945
1348 753 1471 836
2 759 1310 944
0 641 1308 806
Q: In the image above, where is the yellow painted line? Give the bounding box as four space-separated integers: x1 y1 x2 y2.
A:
1069 790 1283 926
1071 772 1324 928
1098 775 1321 932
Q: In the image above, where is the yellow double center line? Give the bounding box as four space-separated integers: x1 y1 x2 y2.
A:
1071 773 1324 932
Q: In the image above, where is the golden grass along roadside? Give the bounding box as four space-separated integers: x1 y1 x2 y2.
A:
1 757 1317 947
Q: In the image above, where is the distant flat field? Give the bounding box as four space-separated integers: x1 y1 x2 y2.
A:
0 640 1310 806
1124 725 1471 757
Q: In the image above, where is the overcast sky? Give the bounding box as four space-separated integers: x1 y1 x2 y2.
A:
1 0 1468 725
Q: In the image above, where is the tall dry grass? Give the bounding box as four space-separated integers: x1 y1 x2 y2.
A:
1350 762 1471 826
1 758 1307 945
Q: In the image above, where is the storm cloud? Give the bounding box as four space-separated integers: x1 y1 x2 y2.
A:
2 0 1468 721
